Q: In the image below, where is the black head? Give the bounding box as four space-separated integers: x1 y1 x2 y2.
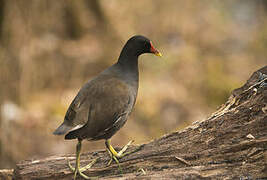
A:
118 35 162 61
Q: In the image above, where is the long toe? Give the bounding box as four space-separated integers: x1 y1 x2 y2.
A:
119 145 141 158
80 158 98 172
117 140 134 157
68 158 98 179
107 140 136 167
106 150 113 166
78 170 90 179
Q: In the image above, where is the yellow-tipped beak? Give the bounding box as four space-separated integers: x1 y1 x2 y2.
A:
154 52 162 57
150 41 162 57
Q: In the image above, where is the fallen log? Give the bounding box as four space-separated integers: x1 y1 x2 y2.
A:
10 66 267 179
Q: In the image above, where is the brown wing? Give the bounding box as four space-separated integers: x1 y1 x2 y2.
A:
63 74 134 139
81 75 133 139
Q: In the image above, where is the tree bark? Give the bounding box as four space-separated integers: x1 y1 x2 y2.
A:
7 66 267 179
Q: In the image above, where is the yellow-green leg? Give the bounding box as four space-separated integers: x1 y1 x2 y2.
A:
68 139 98 180
105 139 136 168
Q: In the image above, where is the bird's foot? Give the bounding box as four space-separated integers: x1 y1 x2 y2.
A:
68 158 98 180
106 140 138 167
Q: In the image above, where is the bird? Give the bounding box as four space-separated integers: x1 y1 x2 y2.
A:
53 35 162 179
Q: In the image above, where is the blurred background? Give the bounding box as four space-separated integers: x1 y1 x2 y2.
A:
0 0 266 169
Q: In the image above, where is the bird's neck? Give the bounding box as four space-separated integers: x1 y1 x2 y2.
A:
117 52 139 73
115 46 140 91
116 54 139 89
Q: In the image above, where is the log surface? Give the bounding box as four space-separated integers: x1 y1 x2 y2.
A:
11 66 267 179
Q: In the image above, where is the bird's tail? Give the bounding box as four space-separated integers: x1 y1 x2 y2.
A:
53 123 73 135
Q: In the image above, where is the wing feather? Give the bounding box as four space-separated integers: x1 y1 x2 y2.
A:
56 74 135 138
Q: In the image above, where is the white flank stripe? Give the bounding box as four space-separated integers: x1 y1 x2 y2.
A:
69 124 84 131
